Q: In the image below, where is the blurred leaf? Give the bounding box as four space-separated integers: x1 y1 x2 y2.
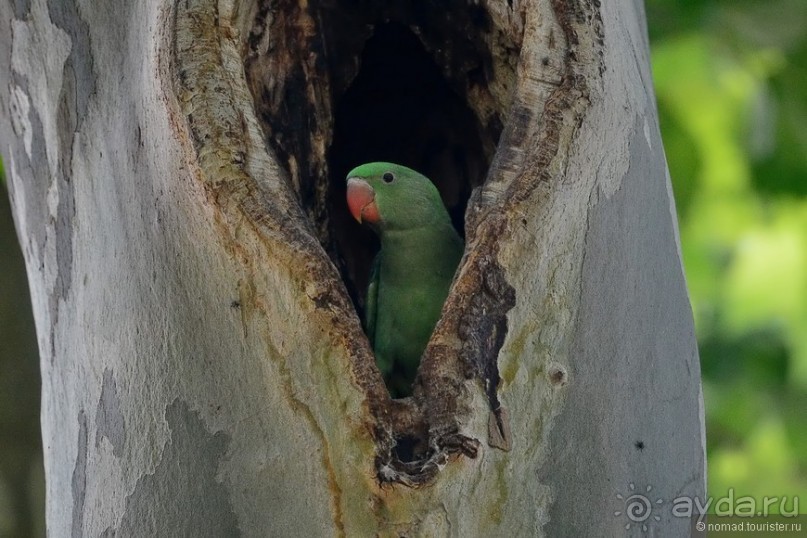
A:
752 56 807 196
701 330 789 387
659 104 700 217
710 416 804 513
714 0 807 53
703 379 770 444
723 213 805 327
646 0 708 42
722 204 807 387
782 391 807 468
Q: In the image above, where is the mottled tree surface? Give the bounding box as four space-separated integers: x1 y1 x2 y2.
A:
0 0 704 535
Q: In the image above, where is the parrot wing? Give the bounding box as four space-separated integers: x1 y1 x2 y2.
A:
364 253 380 347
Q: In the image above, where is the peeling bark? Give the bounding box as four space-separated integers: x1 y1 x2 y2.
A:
0 0 704 535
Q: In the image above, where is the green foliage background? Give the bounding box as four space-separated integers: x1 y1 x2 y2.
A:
648 0 807 510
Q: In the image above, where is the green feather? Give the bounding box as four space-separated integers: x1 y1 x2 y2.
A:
365 256 379 347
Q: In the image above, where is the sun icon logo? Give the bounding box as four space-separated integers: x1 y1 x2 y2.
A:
614 483 663 531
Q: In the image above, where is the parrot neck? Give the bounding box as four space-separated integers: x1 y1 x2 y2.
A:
378 224 463 279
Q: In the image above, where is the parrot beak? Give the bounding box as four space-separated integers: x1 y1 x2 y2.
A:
346 178 380 224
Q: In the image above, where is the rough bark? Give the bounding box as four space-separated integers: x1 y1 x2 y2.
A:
0 0 705 535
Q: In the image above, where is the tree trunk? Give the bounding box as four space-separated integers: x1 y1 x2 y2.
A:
0 0 705 535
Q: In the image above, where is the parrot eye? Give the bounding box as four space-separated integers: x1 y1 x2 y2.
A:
382 172 395 183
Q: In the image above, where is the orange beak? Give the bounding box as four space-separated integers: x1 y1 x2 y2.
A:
346 178 380 224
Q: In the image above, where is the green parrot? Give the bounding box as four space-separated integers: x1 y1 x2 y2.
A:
346 162 463 397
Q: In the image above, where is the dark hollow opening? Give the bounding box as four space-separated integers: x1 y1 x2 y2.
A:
391 434 425 463
328 21 489 319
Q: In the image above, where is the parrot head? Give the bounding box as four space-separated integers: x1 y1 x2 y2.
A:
346 162 448 232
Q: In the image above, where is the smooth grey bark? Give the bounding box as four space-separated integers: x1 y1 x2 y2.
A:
0 0 705 536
